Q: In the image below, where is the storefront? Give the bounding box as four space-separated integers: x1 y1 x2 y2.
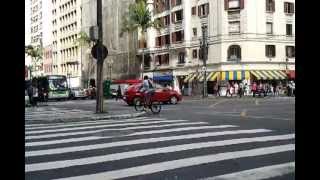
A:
183 70 290 96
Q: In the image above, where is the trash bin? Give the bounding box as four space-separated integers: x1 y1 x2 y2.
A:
103 80 111 98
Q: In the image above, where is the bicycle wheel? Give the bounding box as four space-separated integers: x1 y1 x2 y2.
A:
134 98 145 112
150 101 161 114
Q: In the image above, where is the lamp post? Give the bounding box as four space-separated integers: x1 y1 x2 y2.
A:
107 59 114 81
200 25 208 98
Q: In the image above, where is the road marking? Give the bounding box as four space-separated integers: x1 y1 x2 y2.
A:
25 117 148 128
25 129 272 157
202 162 295 180
26 134 294 172
25 124 232 147
25 122 208 140
25 117 162 131
53 144 294 180
25 120 188 135
209 99 230 108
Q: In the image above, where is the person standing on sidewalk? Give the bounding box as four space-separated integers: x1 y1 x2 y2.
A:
116 85 122 101
226 82 231 97
252 82 257 97
239 82 244 98
234 82 239 96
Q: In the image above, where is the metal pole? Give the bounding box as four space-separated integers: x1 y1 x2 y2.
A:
202 25 208 98
96 0 104 113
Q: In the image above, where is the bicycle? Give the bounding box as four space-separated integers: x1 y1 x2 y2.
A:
134 91 161 114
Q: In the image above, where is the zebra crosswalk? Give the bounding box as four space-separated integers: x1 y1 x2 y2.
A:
25 107 95 121
25 117 295 180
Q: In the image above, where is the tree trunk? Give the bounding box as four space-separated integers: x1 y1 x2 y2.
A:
127 32 131 76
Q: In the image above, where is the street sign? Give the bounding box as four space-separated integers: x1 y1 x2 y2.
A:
91 44 108 61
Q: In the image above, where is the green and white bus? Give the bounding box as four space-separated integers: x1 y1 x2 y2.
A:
33 75 70 100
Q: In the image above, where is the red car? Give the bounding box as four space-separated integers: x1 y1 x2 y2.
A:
123 83 182 105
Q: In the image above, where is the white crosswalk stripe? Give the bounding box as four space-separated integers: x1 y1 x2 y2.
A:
25 117 295 180
25 108 95 121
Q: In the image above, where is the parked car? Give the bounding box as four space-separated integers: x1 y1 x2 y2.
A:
70 87 88 99
123 83 182 106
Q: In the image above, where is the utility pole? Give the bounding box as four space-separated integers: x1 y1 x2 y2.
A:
201 25 208 98
96 0 104 113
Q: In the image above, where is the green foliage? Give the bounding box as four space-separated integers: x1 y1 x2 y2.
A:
25 45 43 62
74 31 92 46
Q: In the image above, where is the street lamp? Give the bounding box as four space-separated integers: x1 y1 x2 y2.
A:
107 59 114 81
200 25 208 98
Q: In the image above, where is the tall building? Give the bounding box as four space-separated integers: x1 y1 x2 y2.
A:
81 0 141 87
28 0 52 77
51 0 83 87
141 0 295 95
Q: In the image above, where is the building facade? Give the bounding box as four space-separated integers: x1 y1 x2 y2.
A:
141 0 295 95
81 0 141 87
51 0 83 88
43 45 53 75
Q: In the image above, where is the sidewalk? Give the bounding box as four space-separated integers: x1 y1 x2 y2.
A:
182 95 295 101
25 101 146 124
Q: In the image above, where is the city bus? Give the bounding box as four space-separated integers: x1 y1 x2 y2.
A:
33 75 70 100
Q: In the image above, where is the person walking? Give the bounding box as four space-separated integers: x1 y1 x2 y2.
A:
226 82 231 97
239 82 244 98
217 83 221 96
252 82 257 97
234 82 239 96
116 85 122 101
27 85 34 107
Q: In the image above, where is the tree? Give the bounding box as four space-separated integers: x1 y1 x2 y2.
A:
121 0 161 78
74 31 94 88
25 45 43 78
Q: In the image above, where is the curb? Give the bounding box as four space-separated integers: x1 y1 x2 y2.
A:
25 112 147 124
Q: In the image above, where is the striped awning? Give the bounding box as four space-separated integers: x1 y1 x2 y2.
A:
183 72 201 83
250 70 287 80
197 71 221 82
220 71 250 81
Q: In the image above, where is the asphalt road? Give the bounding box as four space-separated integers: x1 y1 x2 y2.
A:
25 96 295 180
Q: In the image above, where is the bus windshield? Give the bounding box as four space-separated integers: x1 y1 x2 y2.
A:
48 76 68 91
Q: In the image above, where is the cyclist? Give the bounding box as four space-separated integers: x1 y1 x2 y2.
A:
140 75 155 107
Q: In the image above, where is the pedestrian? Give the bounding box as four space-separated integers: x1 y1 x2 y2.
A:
239 82 244 98
273 84 277 96
226 82 232 97
32 84 38 106
116 85 122 101
217 83 221 96
234 82 239 96
252 82 257 97
27 85 33 106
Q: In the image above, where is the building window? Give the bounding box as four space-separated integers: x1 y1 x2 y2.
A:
165 34 170 45
172 10 183 23
284 2 294 14
266 0 275 12
227 45 241 61
192 49 198 59
191 6 196 15
229 21 240 34
265 45 276 57
193 28 197 37
286 24 292 36
176 0 182 6
178 52 185 64
198 3 209 17
164 15 170 26
228 0 239 9
172 30 184 43
266 22 273 35
286 46 295 58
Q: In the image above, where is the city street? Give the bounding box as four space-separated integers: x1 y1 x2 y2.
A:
25 96 294 180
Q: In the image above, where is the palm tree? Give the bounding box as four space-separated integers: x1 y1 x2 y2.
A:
121 0 161 78
25 45 43 78
74 31 94 88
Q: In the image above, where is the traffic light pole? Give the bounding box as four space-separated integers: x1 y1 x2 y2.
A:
96 0 104 113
